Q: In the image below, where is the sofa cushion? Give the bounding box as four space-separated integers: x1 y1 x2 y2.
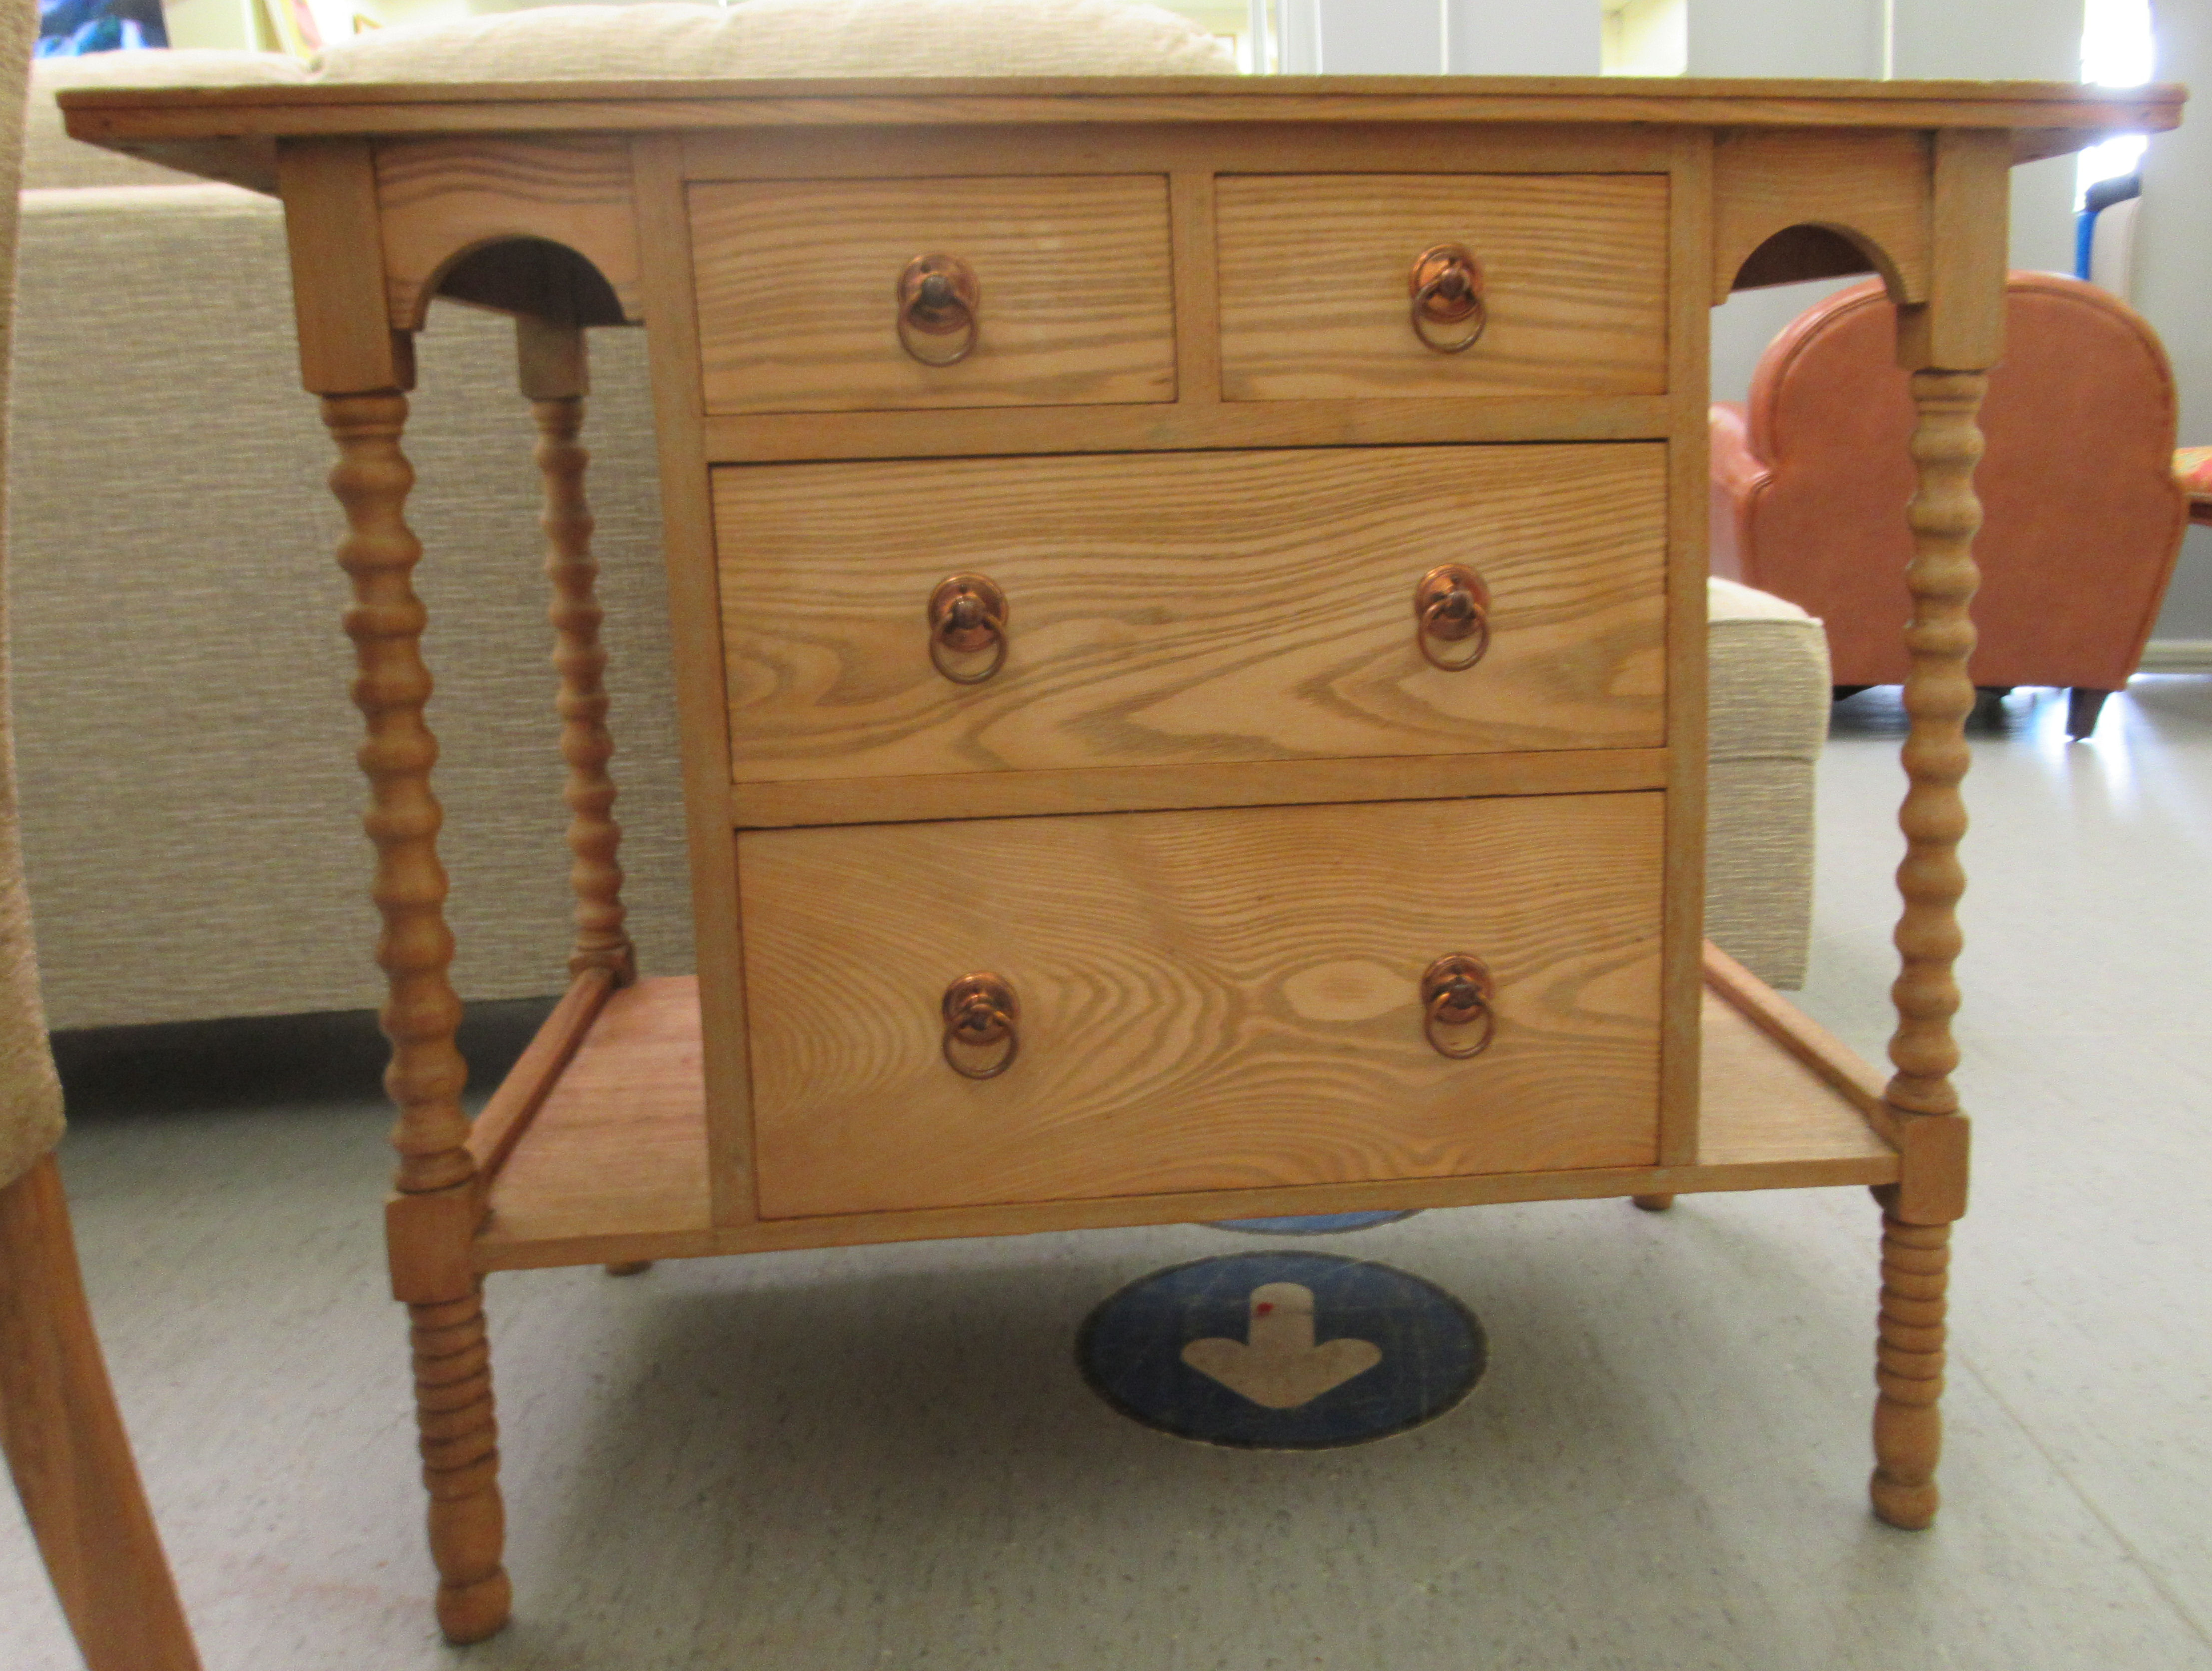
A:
315 0 1239 82
26 50 309 190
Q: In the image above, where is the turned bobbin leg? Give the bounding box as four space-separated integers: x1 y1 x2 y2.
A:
323 392 511 1643
520 316 636 989
1864 363 1987 1532
518 317 647 1284
1871 1193 1949 1528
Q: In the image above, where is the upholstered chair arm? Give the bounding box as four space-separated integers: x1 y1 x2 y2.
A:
1708 401 1769 582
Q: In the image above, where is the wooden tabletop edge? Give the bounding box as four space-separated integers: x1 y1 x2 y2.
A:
55 72 2187 121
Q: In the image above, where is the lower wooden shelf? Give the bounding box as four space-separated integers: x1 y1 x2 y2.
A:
471 951 1900 1274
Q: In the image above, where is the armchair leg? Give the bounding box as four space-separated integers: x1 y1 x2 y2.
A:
2066 687 2111 739
0 1156 202 1671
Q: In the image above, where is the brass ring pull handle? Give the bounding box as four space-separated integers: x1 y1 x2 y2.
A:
942 972 1019 1079
1414 564 1492 672
1408 243 1486 354
1420 954 1496 1059
897 254 980 366
928 574 1010 684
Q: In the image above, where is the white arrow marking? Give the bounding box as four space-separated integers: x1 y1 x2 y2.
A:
1180 1282 1383 1409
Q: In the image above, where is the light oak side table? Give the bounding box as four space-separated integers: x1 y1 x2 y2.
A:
65 72 2182 1644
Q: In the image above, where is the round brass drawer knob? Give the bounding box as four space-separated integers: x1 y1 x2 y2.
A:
1420 954 1495 1059
942 972 1020 1079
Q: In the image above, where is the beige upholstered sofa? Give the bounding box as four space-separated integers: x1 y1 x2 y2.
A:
12 46 1828 1031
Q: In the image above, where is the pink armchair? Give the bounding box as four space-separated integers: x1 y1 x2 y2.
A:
1710 272 2186 737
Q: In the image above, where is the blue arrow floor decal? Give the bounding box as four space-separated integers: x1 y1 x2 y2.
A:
1077 1251 1484 1450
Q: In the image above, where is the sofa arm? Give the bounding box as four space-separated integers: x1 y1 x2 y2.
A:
1705 577 1828 990
1708 402 1768 583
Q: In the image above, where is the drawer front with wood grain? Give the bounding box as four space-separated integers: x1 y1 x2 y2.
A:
690 175 1177 414
1216 174 1670 400
717 443 1665 788
740 793 1663 1217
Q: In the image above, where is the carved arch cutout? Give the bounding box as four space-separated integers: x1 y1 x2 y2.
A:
374 134 644 331
433 236 630 330
1730 224 1892 296
1711 130 1932 308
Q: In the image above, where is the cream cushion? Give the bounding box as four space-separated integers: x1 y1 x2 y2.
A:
24 50 309 189
1705 576 1830 989
315 0 1238 82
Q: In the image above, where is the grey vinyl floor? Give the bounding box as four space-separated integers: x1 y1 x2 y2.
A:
7 679 2212 1670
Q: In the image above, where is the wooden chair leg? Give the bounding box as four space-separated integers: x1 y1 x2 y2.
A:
0 1156 201 1671
324 391 510 1644
2066 687 2111 739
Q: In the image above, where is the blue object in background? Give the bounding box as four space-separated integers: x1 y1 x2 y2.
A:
2076 172 2142 281
37 0 167 56
1207 1209 1419 1235
1078 1250 1483 1450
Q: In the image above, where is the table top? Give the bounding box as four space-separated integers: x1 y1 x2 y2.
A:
62 74 2184 189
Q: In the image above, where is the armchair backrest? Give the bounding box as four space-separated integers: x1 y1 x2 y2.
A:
1719 272 2185 690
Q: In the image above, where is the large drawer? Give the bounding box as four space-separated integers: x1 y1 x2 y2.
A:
717 443 1666 786
740 793 1665 1218
1216 174 1670 400
690 175 1177 414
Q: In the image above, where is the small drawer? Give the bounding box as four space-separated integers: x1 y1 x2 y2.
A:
739 793 1664 1217
690 175 1177 414
716 443 1665 786
1216 174 1670 400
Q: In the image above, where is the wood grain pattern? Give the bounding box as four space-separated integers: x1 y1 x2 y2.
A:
691 175 1175 414
375 135 644 329
279 139 412 395
0 1157 202 1671
469 980 1894 1270
478 975 710 1248
739 794 1664 1218
323 391 511 1642
728 745 1668 829
716 445 1666 785
532 374 636 984
681 121 1682 184
632 134 758 1228
1896 130 2011 373
1711 129 1931 305
464 967 614 1192
1217 174 1668 401
1701 942 1888 1126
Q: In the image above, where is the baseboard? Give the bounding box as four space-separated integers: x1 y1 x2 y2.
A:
2136 640 2212 674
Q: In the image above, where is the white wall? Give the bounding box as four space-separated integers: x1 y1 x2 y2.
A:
2132 0 2212 638
1297 0 1601 73
1444 0 1601 73
1893 0 2082 276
